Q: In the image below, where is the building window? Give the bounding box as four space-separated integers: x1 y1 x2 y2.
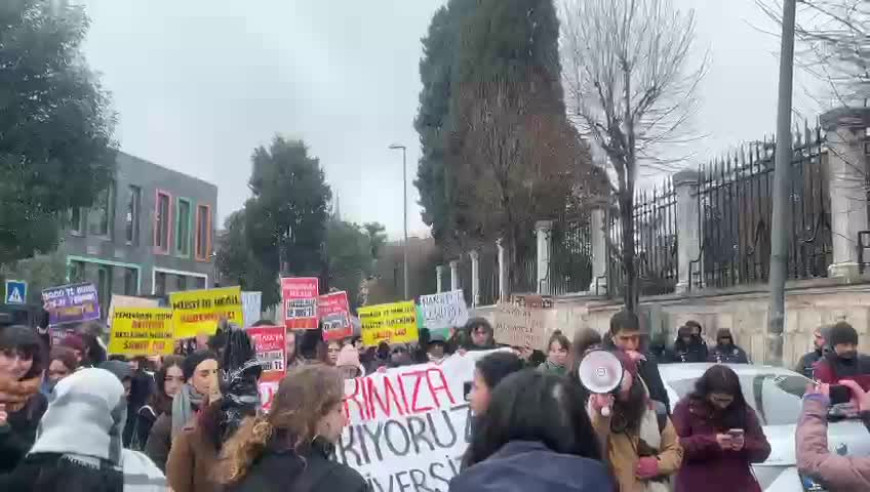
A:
89 182 115 238
125 186 141 245
195 204 211 261
175 275 187 292
68 260 85 283
195 277 206 290
176 199 192 257
155 271 167 297
97 265 112 314
155 191 171 254
70 208 86 236
123 268 138 295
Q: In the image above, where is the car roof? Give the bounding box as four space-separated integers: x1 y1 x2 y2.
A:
657 362 805 381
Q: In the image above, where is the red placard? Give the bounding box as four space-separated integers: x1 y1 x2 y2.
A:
318 291 352 341
247 325 286 413
281 277 319 330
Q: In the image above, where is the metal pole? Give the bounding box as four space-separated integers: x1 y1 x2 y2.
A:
402 147 409 300
767 0 796 367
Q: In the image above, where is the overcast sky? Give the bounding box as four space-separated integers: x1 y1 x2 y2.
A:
81 0 819 239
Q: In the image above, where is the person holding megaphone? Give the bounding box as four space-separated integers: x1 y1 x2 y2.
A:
583 350 683 492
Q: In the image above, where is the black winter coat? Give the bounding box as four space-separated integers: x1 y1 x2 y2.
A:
0 393 47 473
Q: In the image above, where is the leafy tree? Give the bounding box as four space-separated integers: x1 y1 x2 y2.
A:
363 222 387 259
0 0 116 265
0 252 67 304
325 219 375 308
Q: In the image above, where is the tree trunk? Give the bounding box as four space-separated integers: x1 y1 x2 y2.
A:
619 190 639 312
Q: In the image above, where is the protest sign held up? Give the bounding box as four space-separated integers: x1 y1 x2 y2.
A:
107 295 160 325
493 294 554 350
247 324 286 412
281 277 319 330
42 283 101 326
418 290 469 336
108 307 174 356
170 286 244 338
319 291 352 341
359 301 419 347
241 291 262 328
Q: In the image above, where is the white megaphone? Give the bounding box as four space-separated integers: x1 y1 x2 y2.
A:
577 350 625 417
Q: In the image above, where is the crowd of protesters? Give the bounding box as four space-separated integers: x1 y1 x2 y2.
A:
0 307 868 492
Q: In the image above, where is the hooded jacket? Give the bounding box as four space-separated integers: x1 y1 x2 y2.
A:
672 327 708 363
707 329 749 364
450 440 613 492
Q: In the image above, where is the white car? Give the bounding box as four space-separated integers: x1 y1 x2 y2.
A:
658 363 870 492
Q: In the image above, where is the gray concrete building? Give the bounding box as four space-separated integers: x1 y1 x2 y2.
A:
61 151 218 315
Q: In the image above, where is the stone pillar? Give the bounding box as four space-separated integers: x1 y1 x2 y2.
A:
588 207 608 295
470 249 480 307
436 265 444 293
536 220 553 294
497 239 509 301
674 170 701 293
822 108 870 280
449 259 460 291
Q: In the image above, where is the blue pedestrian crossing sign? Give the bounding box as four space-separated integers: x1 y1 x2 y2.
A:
5 280 26 305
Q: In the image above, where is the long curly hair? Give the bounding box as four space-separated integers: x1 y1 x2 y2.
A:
216 364 345 484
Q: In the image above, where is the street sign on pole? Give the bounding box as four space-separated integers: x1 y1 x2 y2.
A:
5 280 27 305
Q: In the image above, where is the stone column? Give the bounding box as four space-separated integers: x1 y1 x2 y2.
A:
436 265 444 293
449 259 460 291
822 107 870 280
497 239 509 301
536 220 553 294
588 207 608 295
470 249 480 307
674 170 701 293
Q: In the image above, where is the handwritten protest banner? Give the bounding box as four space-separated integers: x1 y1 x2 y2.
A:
108 307 174 356
107 295 160 326
247 324 286 412
42 283 101 326
170 286 243 338
493 300 550 350
319 291 352 341
359 301 418 347
419 290 469 337
281 277 319 330
241 291 262 328
338 350 497 491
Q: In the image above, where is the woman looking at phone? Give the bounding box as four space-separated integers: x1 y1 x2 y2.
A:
671 365 771 492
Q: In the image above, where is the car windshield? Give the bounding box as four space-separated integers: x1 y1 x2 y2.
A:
669 372 809 426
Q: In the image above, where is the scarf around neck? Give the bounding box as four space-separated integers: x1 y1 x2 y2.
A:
171 384 205 438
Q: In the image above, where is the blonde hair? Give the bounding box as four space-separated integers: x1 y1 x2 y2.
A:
216 364 345 484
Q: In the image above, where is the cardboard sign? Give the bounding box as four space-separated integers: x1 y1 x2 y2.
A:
170 286 244 338
419 290 469 334
359 301 418 347
319 291 352 341
107 295 160 325
241 291 262 328
108 307 174 356
42 283 101 326
338 350 498 489
247 325 286 412
493 301 548 350
281 277 319 330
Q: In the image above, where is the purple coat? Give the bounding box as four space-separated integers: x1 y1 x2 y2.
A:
672 398 771 492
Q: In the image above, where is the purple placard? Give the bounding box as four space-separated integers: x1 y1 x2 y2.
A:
42 283 101 326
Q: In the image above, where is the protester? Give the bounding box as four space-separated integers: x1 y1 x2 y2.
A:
455 370 612 491
672 321 709 363
465 318 496 351
589 352 683 492
216 365 366 491
795 326 831 379
797 379 870 490
573 328 602 359
145 350 218 471
426 331 449 364
122 357 157 447
468 352 525 416
0 368 166 491
539 331 570 376
0 326 48 473
389 344 413 367
45 346 78 390
335 343 364 379
132 355 184 451
707 328 750 364
166 327 260 492
365 342 391 373
325 340 342 366
59 332 87 364
813 321 870 387
606 310 670 409
284 330 305 368
99 359 134 397
672 365 771 492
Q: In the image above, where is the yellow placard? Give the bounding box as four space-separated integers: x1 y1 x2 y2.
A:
359 301 419 347
108 307 175 356
170 286 244 338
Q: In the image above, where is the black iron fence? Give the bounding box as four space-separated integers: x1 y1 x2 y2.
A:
690 126 830 289
478 243 499 305
547 215 593 296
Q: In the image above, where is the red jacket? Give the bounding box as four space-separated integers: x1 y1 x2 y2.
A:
671 398 771 492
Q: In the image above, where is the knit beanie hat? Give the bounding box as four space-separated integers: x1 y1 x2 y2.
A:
182 350 218 381
829 322 858 347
